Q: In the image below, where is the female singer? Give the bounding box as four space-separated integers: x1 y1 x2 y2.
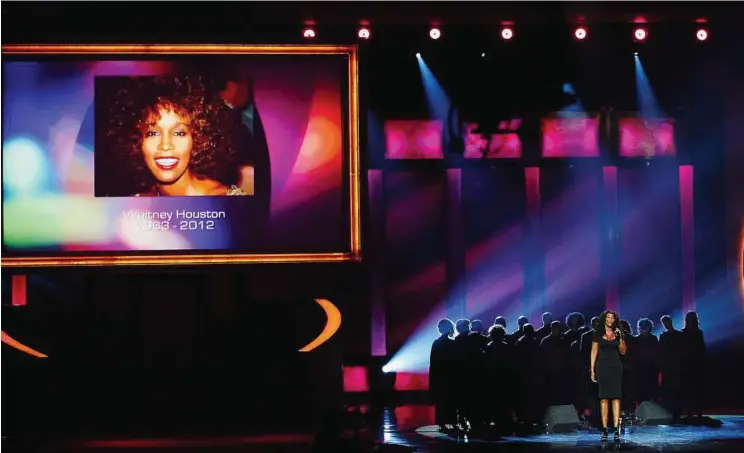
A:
591 310 627 442
103 76 247 197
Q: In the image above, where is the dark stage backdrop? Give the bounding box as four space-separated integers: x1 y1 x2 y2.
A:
618 166 683 324
384 171 448 349
462 167 526 325
540 166 604 318
1 268 359 438
375 165 688 354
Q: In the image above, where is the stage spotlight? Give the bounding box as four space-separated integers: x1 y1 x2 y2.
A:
633 27 647 42
501 27 514 40
302 27 316 39
696 28 708 41
574 26 587 40
429 27 441 40
415 52 421 58
481 52 486 57
357 27 371 40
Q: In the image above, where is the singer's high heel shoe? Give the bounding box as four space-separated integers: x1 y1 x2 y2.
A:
601 428 608 442
613 428 621 442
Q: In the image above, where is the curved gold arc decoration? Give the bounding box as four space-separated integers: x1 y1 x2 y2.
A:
739 226 744 301
1 331 48 358
1 298 340 357
299 299 342 352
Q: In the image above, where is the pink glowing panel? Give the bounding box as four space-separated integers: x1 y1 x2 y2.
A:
385 120 444 159
619 118 676 157
463 121 522 158
393 371 430 391
342 366 370 392
394 405 435 427
679 165 695 313
542 117 600 157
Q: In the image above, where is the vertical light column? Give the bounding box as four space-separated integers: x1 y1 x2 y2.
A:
679 165 696 314
12 275 27 306
368 169 387 356
524 167 544 322
445 169 466 320
720 71 744 322
602 166 620 313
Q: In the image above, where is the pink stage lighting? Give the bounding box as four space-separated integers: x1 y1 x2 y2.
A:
574 27 587 40
696 28 708 41
302 27 316 39
429 27 441 40
501 27 514 40
633 27 647 42
357 27 371 40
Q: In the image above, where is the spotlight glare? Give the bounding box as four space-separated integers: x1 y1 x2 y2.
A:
415 52 421 58
302 27 316 39
574 27 587 40
357 27 371 40
481 52 486 57
633 27 647 42
429 27 441 40
501 27 514 40
696 28 708 41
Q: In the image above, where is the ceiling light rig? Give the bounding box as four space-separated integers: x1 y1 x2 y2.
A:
633 27 648 42
358 20 371 40
500 27 514 41
574 26 587 41
295 20 717 45
302 27 316 39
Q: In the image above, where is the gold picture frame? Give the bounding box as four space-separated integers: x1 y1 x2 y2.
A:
1 44 361 267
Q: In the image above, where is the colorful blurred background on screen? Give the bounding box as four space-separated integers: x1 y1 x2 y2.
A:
1 57 349 255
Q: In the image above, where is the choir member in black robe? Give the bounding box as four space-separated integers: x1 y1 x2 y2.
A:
430 319 457 430
659 315 685 421
634 318 660 403
681 311 707 421
484 325 514 429
535 312 554 341
514 324 541 424
579 317 600 426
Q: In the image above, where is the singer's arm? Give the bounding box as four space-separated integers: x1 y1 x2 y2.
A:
590 341 599 380
618 332 627 355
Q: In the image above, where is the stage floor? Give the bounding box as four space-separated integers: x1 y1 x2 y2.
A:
380 406 744 453
4 406 744 453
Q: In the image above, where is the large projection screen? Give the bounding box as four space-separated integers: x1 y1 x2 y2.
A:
1 45 361 267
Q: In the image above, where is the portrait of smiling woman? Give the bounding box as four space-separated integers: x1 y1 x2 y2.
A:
95 76 249 197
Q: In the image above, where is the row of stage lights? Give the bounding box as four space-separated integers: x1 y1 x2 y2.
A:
301 24 710 42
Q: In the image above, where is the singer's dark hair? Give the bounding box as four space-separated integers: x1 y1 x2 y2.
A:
598 310 621 332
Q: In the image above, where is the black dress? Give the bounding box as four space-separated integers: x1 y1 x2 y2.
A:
594 331 623 400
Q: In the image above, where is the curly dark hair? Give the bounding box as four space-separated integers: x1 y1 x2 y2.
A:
99 76 239 194
565 311 586 329
637 318 654 332
598 310 620 332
